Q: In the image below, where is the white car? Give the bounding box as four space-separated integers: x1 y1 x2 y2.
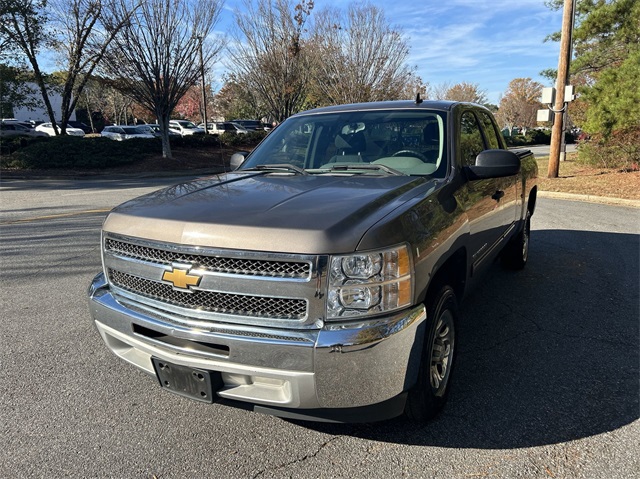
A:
138 124 181 137
168 120 205 136
101 125 156 141
205 121 249 136
35 122 85 137
196 122 216 134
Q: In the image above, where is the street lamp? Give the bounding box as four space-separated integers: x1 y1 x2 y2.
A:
197 35 208 135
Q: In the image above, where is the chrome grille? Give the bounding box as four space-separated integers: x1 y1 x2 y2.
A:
105 238 310 279
109 270 307 320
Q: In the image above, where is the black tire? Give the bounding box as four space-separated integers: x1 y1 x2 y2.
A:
502 210 531 270
405 285 458 422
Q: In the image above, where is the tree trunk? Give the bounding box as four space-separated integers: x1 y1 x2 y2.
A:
157 115 173 159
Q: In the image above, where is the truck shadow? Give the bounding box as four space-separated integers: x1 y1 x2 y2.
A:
293 228 639 448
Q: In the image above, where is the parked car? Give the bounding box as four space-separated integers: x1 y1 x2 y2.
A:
67 120 93 134
168 120 205 136
137 124 180 137
196 122 216 134
207 121 249 136
0 121 48 138
101 125 155 141
35 122 85 137
232 119 270 131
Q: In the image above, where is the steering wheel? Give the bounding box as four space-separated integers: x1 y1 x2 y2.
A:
392 150 429 162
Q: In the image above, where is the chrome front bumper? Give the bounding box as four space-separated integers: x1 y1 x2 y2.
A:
88 273 426 420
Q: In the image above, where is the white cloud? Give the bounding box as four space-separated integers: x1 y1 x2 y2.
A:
376 0 562 102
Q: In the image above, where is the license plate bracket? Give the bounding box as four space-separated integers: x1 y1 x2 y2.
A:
151 358 220 403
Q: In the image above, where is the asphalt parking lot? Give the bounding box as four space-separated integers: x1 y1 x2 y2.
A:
1 177 638 478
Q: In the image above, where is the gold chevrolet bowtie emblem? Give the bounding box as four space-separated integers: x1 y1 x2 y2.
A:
162 267 202 290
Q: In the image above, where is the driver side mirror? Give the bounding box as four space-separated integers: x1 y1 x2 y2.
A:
464 149 521 180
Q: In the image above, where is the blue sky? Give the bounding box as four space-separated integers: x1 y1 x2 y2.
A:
214 0 564 104
34 0 563 106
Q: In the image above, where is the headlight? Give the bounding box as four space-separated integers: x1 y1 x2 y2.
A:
327 245 412 319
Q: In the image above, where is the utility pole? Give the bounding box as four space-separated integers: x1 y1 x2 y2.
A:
548 0 576 178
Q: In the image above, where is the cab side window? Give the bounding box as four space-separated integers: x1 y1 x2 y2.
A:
478 111 501 150
460 111 485 167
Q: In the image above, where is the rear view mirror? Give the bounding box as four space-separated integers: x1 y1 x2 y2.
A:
230 152 249 170
341 123 365 135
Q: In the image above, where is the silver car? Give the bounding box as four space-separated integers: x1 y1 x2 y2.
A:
139 124 181 137
0 121 48 138
101 125 156 141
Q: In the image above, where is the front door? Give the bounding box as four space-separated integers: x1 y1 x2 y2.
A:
456 109 518 274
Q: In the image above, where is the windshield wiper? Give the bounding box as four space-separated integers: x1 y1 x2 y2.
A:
246 164 309 176
326 163 407 176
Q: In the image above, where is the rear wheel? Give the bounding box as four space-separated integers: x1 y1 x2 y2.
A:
405 285 458 422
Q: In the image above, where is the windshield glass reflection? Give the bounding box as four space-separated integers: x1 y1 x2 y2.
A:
239 110 448 177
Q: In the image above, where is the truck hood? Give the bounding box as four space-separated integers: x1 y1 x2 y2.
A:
103 171 434 254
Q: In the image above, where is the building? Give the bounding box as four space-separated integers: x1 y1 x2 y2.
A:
7 83 76 123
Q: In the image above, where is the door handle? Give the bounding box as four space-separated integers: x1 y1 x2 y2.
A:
492 190 505 201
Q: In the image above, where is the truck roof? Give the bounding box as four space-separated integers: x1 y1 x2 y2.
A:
295 100 461 116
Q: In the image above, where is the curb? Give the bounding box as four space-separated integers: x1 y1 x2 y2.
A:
538 191 640 208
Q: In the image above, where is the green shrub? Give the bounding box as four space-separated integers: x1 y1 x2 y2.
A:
2 135 161 169
524 129 551 145
0 132 267 170
503 135 527 147
170 134 222 148
503 130 569 148
221 130 267 148
0 135 49 157
577 128 640 171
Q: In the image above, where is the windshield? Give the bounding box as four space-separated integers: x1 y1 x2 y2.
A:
239 109 447 177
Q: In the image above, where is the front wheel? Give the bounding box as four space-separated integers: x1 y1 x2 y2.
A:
405 285 458 422
502 211 531 270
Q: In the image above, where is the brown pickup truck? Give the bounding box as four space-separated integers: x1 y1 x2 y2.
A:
88 100 537 422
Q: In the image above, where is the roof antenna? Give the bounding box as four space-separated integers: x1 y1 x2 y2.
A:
415 92 423 104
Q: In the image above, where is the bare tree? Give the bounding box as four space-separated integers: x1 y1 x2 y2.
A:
426 81 488 104
229 0 314 122
1 0 133 134
309 3 414 105
444 82 488 104
101 0 224 158
401 75 429 101
213 77 264 122
496 78 543 135
0 0 58 124
75 75 109 132
426 82 450 100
